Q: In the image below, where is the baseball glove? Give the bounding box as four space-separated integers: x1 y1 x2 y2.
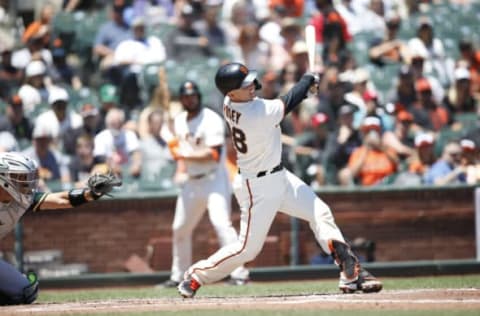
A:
87 173 122 199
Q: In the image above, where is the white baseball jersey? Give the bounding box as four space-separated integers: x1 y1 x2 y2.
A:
186 94 346 286
173 108 226 177
169 106 249 283
222 96 284 175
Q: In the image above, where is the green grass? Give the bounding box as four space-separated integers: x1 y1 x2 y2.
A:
39 275 480 303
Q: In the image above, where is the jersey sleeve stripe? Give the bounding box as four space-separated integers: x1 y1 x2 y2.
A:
190 179 253 280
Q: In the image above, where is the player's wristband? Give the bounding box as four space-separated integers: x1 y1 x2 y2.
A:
210 148 220 161
90 190 102 200
167 139 181 160
68 188 90 206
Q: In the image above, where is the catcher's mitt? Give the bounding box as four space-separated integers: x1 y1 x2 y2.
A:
87 173 122 199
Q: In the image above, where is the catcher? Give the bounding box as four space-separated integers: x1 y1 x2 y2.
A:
0 152 121 305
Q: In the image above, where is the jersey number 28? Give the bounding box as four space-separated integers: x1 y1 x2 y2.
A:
230 126 248 154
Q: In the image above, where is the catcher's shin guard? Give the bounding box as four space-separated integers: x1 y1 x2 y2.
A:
328 239 360 282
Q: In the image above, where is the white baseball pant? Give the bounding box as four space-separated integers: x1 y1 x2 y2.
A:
187 169 346 284
170 166 248 282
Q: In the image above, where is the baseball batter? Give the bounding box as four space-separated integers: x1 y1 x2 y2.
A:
177 63 382 298
0 152 120 305
162 81 248 288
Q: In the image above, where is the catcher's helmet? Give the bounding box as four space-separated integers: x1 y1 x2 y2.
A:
0 152 38 207
215 62 261 95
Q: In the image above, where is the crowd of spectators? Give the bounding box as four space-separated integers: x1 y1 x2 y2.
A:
0 0 479 191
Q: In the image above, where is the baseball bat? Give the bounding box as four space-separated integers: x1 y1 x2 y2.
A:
305 25 316 73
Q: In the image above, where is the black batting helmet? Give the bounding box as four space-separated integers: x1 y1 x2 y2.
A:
214 62 262 95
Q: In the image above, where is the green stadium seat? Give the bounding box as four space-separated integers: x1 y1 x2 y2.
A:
212 46 234 61
454 113 478 130
72 11 107 55
138 62 165 103
0 99 7 115
442 37 459 59
28 102 50 120
351 32 375 66
434 128 463 156
52 12 76 51
369 64 400 98
52 12 76 33
139 162 176 191
164 60 191 97
147 22 176 42
397 24 415 40
17 138 32 151
44 180 64 192
73 87 100 111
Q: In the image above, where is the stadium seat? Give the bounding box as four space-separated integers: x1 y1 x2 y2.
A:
212 46 234 61
442 37 459 60
139 162 176 191
369 64 400 100
454 113 478 130
397 24 415 41
77 12 106 68
138 62 166 103
147 22 176 42
0 99 7 115
17 138 32 151
351 32 375 66
51 12 76 51
28 102 50 120
44 180 64 192
75 87 101 112
434 128 463 156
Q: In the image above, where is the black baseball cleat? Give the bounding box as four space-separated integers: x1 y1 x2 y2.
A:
357 268 383 293
328 239 360 281
177 278 201 298
338 268 383 293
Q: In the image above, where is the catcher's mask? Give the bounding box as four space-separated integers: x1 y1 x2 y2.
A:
0 152 38 207
215 62 262 95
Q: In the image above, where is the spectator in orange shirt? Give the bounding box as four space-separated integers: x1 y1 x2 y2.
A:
310 0 351 44
382 110 416 161
269 0 304 17
22 3 54 47
310 0 351 66
411 78 450 132
345 116 398 186
408 133 436 179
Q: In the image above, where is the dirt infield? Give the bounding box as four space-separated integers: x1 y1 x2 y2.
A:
4 288 480 315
